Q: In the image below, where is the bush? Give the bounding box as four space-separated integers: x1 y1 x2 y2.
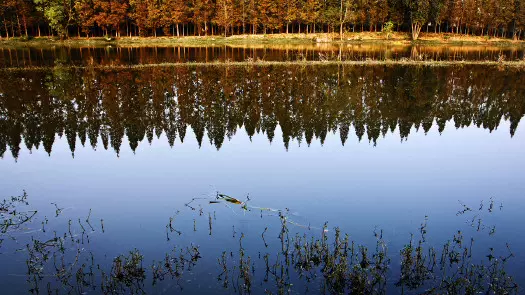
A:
19 35 34 42
383 21 394 39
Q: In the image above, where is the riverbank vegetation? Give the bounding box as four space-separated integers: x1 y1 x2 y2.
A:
1 0 525 43
2 32 524 47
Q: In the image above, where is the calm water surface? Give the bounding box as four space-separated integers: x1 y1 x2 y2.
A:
0 47 524 294
1 44 525 67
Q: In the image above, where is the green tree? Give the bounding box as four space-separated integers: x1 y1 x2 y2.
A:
404 0 430 39
33 0 75 38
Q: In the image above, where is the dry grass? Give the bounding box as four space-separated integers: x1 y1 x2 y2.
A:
1 32 524 48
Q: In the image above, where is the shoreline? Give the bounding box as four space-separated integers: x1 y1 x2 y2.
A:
2 59 525 71
1 32 525 48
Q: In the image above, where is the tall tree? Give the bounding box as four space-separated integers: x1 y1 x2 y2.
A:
404 0 430 39
93 0 128 36
33 0 75 38
214 0 234 36
369 0 389 31
299 0 320 33
431 0 448 33
284 0 299 33
75 0 96 37
515 0 525 39
246 0 258 33
129 0 148 36
259 0 282 33
146 0 161 37
192 0 214 35
160 0 187 36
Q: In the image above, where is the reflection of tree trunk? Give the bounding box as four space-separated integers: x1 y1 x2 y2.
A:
411 46 419 59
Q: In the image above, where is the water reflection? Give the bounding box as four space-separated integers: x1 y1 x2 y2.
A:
0 65 523 159
1 45 525 68
0 192 519 294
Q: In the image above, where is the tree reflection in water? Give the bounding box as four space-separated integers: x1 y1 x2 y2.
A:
1 65 524 159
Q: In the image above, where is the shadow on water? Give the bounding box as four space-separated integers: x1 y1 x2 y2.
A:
0 191 519 294
0 64 524 159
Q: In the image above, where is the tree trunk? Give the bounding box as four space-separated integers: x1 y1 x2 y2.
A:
411 23 422 40
4 21 9 39
16 14 22 37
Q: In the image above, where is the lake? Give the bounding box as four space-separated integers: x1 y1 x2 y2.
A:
0 45 524 294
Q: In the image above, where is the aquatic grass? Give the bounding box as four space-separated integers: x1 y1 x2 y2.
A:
4 59 525 72
1 192 520 294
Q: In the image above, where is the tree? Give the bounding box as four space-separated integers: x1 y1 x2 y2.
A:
33 0 75 38
129 0 148 36
322 0 340 33
432 0 448 33
75 0 96 37
247 0 258 33
369 0 389 31
192 0 214 36
388 0 404 30
214 0 234 36
284 0 299 33
3 0 33 37
146 0 161 37
160 0 187 36
93 0 128 36
339 0 352 38
259 0 282 33
404 0 430 40
300 0 320 33
493 0 513 37
515 0 525 39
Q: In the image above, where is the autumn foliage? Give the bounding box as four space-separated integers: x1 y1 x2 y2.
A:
1 0 525 40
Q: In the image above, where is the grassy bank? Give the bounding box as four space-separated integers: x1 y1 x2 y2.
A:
1 32 524 48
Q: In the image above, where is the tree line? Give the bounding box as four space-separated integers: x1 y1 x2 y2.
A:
1 64 523 158
1 0 525 41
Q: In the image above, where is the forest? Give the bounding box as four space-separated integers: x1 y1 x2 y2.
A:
1 0 525 41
